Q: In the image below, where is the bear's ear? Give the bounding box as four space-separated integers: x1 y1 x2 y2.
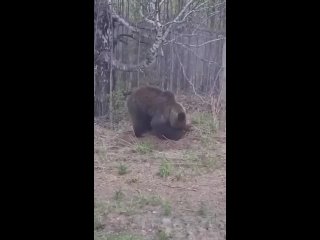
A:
178 112 186 121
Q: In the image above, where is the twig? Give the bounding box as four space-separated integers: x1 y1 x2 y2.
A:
171 162 207 167
182 208 196 212
174 37 225 48
161 183 197 191
174 46 209 104
117 137 134 147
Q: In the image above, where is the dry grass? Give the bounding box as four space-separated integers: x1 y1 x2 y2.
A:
94 95 226 240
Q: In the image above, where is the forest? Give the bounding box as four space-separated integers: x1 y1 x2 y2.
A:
94 0 226 239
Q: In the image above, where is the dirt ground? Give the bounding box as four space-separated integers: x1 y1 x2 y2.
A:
94 99 226 240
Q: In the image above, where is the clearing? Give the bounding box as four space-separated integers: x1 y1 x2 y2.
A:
94 96 226 240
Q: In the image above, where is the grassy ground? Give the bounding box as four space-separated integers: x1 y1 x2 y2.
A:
94 97 226 240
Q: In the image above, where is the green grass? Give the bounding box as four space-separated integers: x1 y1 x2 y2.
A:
135 141 153 154
94 200 108 230
159 160 172 178
135 194 162 208
162 201 172 216
114 189 125 201
107 193 163 216
191 112 217 146
157 230 171 240
94 231 144 240
191 112 217 133
197 202 208 217
118 164 129 175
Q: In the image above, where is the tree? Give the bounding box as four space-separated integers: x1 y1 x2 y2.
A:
94 0 226 117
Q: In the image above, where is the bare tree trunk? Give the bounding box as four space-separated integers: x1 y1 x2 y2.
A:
94 0 101 116
176 44 181 94
187 35 192 92
204 35 210 93
207 48 211 93
137 33 141 87
195 36 200 91
109 4 114 127
158 58 161 88
219 39 226 131
170 34 174 92
126 0 130 90
119 0 125 90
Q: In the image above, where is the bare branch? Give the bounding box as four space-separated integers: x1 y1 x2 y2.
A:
175 46 208 104
159 0 165 7
175 37 225 48
139 5 156 25
163 11 221 45
111 11 140 33
107 0 150 35
164 1 210 27
176 43 220 65
163 0 196 28
103 0 219 72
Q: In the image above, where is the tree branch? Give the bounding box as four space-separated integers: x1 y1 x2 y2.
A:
174 37 225 48
104 0 214 72
175 46 208 104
